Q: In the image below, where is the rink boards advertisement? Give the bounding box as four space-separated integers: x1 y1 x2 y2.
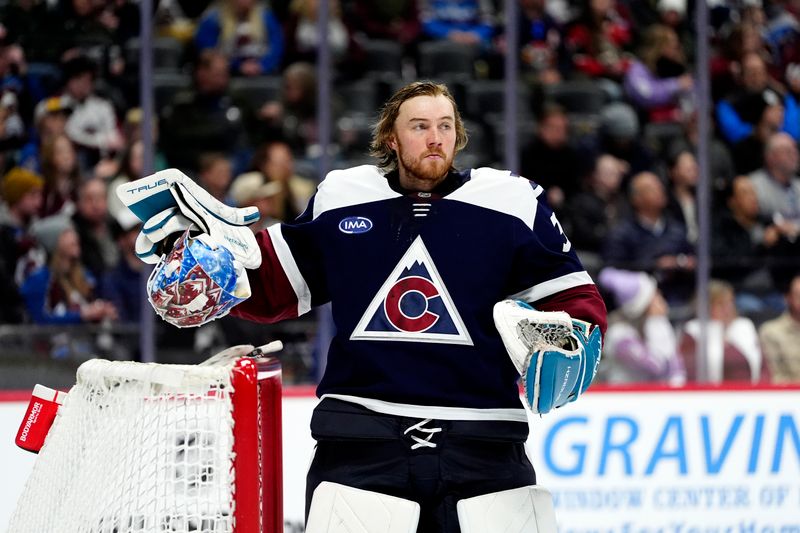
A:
2 386 799 532
529 387 800 533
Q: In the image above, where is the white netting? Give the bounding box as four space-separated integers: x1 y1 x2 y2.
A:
517 317 575 352
8 359 238 533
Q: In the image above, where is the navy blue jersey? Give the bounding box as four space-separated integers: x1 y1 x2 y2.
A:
233 165 606 420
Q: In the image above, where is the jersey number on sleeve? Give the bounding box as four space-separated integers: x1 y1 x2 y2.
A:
550 212 572 253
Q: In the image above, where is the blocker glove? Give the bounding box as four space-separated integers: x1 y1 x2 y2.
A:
117 168 262 269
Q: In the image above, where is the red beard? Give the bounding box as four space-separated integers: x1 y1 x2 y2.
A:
397 148 453 184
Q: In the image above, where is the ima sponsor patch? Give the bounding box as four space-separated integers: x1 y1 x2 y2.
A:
350 236 472 345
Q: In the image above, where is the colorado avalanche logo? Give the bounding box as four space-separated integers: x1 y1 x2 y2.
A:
384 276 440 332
350 236 472 345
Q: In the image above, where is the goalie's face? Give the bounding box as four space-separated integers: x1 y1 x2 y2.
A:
389 94 456 192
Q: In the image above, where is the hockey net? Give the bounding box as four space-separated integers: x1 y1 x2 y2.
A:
7 355 282 533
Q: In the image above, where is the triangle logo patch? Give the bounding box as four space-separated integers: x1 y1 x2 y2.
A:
350 236 473 345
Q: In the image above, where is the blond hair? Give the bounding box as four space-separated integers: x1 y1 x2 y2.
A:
370 81 468 170
218 0 267 54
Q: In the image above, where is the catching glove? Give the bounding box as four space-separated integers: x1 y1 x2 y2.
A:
493 300 602 414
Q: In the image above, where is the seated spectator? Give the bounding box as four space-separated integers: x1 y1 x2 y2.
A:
513 0 568 84
21 215 116 325
715 52 799 146
0 167 44 323
519 103 583 210
747 132 800 229
284 0 355 69
712 175 790 313
679 279 769 383
40 133 81 217
229 171 282 231
194 0 284 77
160 49 252 172
603 171 695 303
732 87 788 174
664 148 699 243
60 56 124 172
760 274 800 383
258 62 326 156
654 0 693 54
564 153 628 269
72 177 117 282
623 24 694 123
668 111 735 194
565 0 632 82
419 0 495 49
101 209 143 325
249 139 316 221
197 152 235 204
710 21 767 102
58 0 126 81
19 96 73 174
597 267 685 385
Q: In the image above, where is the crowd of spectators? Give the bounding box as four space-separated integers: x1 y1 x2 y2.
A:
0 0 798 383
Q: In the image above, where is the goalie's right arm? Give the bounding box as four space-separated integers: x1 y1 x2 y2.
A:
119 169 314 327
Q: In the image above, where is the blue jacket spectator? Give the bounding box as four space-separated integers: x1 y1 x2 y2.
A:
21 217 117 325
419 0 495 47
195 0 284 76
715 52 800 144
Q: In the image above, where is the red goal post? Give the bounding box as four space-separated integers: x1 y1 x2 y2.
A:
8 355 283 533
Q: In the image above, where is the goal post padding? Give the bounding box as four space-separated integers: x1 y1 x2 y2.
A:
7 356 282 533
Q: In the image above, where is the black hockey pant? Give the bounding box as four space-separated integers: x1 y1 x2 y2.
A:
305 398 536 533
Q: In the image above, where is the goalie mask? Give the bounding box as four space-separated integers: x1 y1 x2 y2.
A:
147 230 251 327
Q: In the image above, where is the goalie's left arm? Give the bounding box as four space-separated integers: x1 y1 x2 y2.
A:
494 284 607 414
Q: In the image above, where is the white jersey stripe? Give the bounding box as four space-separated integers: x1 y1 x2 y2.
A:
508 271 595 303
322 394 529 422
267 224 312 316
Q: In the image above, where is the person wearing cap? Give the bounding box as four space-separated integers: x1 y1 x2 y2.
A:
20 215 117 325
597 267 685 385
229 171 282 231
18 96 73 173
590 102 657 180
0 167 44 323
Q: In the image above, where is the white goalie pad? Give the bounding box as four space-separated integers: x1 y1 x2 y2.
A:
305 482 420 533
457 485 557 533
